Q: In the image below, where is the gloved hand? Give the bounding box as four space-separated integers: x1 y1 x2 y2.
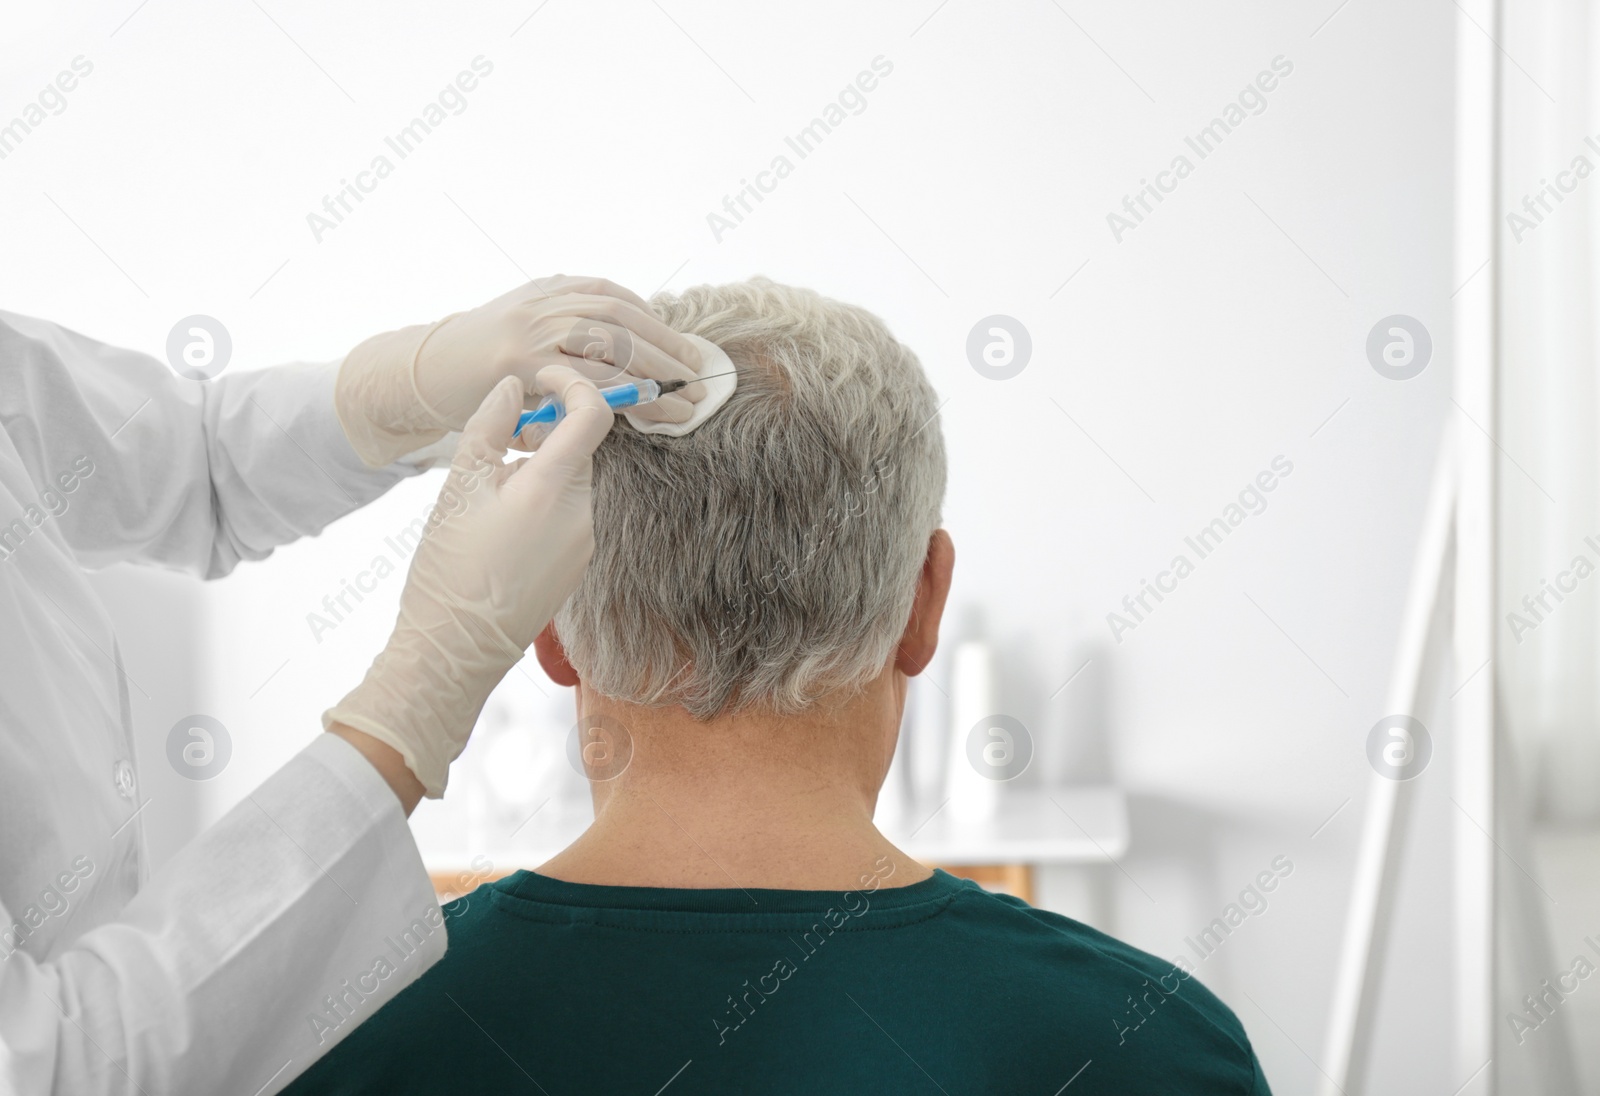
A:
335 274 704 467
324 366 613 797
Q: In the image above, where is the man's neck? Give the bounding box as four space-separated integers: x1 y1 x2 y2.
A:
537 674 932 891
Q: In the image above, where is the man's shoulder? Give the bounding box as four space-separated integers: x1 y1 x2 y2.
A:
937 881 1184 978
937 884 1266 1086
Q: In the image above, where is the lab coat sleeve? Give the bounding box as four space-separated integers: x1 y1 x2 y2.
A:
0 312 425 578
0 734 447 1096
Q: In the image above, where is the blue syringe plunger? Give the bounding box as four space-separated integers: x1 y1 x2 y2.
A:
515 378 662 438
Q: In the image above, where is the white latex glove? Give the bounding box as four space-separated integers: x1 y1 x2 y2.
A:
335 274 704 467
324 366 613 797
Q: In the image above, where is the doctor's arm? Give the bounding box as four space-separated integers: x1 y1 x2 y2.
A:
0 733 439 1096
0 311 415 577
0 280 697 578
0 372 614 1094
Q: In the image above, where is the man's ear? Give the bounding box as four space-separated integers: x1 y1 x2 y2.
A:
534 623 580 687
895 529 955 677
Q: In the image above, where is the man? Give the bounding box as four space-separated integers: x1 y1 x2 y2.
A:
287 278 1272 1094
0 276 704 1093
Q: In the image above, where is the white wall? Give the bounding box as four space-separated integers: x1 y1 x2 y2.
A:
0 2 1464 1091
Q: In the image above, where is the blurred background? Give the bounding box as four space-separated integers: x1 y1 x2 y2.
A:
3 0 1595 1092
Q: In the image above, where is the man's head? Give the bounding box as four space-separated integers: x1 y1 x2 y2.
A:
538 277 950 724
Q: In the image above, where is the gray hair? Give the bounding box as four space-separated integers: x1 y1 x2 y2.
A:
553 277 947 719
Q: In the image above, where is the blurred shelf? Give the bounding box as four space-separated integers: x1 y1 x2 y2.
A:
423 786 1128 885
883 786 1128 866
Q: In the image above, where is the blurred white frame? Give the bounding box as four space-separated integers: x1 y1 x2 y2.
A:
1318 2 1501 1091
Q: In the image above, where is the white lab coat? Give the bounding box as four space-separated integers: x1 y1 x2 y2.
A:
0 312 447 1095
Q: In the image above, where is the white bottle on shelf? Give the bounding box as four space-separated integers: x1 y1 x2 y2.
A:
945 638 1001 824
905 655 949 809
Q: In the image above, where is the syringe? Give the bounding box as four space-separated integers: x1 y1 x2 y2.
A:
514 371 737 439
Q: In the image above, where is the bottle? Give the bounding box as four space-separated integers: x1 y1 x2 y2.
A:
945 637 1002 823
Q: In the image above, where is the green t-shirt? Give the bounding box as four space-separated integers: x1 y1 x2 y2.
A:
284 867 1270 1095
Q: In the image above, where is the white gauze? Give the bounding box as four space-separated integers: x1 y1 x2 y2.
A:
623 332 737 437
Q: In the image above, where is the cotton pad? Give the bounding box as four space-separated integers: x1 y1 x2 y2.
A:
623 333 737 437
